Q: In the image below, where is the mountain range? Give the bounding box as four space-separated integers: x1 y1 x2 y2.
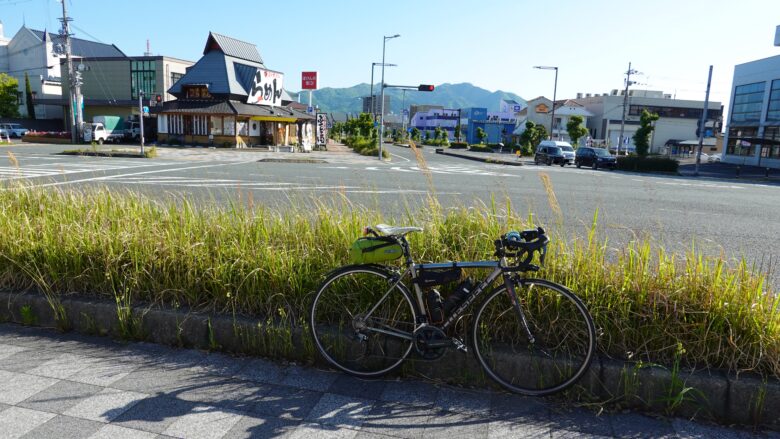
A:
294 83 525 115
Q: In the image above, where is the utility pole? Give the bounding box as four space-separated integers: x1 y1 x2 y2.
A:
60 0 82 144
694 65 713 176
618 62 638 156
138 91 145 155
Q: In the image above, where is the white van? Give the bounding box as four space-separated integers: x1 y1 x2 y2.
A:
538 140 575 165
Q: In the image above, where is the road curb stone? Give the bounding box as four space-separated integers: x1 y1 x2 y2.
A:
0 290 777 430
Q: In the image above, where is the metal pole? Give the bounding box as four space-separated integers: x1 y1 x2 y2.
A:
60 0 80 144
694 65 713 176
138 91 145 155
401 89 406 137
379 41 387 160
370 64 375 118
618 62 633 156
550 67 558 140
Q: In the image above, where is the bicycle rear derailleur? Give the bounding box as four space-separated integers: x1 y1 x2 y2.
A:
412 326 467 360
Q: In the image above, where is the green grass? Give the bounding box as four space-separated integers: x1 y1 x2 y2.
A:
0 185 777 378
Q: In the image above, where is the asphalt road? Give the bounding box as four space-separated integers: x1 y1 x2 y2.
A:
2 141 779 288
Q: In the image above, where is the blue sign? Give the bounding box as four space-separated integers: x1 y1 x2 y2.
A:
307 106 314 113
142 106 149 114
402 109 409 116
374 121 379 127
705 129 713 137
407 128 412 133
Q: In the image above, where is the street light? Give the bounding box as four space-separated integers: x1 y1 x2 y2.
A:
379 34 400 160
534 66 558 140
370 62 396 119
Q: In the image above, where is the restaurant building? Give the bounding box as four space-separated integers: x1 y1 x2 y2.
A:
157 32 314 149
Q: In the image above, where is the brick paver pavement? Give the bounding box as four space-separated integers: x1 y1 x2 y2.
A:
0 323 774 438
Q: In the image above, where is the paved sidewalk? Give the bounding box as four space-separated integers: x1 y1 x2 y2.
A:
0 323 774 439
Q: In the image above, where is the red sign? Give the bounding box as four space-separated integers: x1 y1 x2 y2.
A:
301 71 318 90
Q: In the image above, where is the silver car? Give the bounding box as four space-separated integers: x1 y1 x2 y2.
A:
0 123 28 138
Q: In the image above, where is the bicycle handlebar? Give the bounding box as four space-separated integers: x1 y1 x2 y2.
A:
495 227 549 266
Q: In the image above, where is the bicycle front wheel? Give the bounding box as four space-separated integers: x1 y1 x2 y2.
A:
310 265 417 378
472 278 596 396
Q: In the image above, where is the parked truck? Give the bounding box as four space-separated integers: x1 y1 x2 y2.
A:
83 115 125 144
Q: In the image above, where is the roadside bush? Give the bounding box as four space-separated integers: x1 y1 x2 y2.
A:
617 156 679 173
468 144 493 153
449 142 467 149
0 187 776 379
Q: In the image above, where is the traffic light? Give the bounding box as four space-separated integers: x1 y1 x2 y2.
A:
155 95 162 103
418 84 435 92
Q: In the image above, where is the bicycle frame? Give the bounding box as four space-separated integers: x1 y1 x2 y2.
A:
362 257 514 336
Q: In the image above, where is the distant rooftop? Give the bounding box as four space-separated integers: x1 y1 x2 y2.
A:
29 28 125 58
204 32 263 64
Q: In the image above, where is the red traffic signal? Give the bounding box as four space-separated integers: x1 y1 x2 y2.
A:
418 84 435 92
155 94 162 103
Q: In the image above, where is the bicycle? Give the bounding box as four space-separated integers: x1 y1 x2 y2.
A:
309 224 597 396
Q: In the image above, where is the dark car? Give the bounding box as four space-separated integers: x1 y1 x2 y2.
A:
534 145 568 166
575 147 617 169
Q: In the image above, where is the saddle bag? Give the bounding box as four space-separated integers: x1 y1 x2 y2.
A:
349 237 404 264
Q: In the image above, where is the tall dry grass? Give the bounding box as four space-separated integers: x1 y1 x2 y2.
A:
0 184 777 376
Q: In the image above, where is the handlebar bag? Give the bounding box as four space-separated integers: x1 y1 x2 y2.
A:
349 237 404 264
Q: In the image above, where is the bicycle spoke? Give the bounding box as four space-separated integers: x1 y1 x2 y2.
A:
472 279 595 396
310 266 416 377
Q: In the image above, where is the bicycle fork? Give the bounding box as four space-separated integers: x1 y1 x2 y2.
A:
503 274 535 345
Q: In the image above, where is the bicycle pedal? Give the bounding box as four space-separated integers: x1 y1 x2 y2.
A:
452 338 468 353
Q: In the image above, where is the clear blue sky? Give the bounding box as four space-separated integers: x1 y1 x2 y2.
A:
2 0 780 110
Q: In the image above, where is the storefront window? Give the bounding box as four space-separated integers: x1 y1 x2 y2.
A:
223 117 235 136
731 82 765 125
210 116 223 135
763 126 780 159
237 119 249 136
767 80 780 122
726 126 757 155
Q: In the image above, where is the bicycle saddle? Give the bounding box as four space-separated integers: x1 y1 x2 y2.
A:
375 224 423 236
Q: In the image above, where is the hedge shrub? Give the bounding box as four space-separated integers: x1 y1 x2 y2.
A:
468 144 494 153
449 142 467 149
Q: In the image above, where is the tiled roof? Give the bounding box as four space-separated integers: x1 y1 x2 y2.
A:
161 99 237 114
29 28 125 58
204 32 263 64
161 99 314 120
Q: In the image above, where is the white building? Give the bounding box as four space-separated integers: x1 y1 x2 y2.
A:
722 53 780 168
0 23 125 119
573 90 721 154
516 97 594 145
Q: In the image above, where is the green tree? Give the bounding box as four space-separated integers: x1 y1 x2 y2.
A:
476 127 487 144
632 109 660 157
566 115 588 147
518 121 548 150
410 127 421 142
454 123 461 142
24 73 35 120
433 126 444 144
0 73 20 118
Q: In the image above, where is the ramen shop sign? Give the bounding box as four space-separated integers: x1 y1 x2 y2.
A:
248 68 285 106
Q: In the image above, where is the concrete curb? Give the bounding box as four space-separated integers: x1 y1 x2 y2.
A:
435 149 524 167
0 290 777 430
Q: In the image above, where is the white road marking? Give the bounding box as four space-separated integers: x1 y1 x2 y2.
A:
27 161 258 188
389 152 411 162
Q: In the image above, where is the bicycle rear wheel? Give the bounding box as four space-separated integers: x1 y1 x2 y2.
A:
310 265 417 378
472 278 596 396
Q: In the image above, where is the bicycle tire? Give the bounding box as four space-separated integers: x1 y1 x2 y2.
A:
471 278 596 396
310 265 417 378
